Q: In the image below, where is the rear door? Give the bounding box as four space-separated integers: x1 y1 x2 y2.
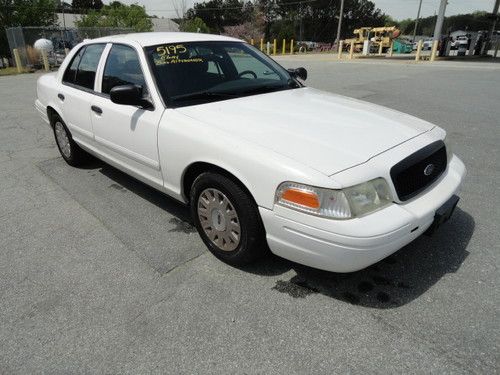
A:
90 43 164 188
59 44 106 144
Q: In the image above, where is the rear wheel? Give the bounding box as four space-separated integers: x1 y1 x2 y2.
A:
52 114 90 167
190 172 267 266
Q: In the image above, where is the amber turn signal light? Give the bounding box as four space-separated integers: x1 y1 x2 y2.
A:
280 188 320 209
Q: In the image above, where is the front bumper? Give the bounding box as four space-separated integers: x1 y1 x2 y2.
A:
260 155 466 273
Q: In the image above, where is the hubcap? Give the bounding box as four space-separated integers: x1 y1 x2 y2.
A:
197 188 241 251
54 122 71 158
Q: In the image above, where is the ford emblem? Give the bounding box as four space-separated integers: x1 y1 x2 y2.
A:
424 163 435 176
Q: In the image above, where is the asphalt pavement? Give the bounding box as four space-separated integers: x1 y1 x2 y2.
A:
0 57 498 373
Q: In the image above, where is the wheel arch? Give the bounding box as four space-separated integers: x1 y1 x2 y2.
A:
181 162 258 206
46 105 61 128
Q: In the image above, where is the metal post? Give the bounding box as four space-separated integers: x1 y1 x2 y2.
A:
415 39 423 61
349 40 354 59
298 2 303 42
388 41 394 57
273 39 277 55
337 41 343 59
260 38 264 51
487 0 500 54
433 0 447 42
13 48 22 73
290 39 294 54
335 0 345 49
378 42 383 55
430 40 439 61
250 38 254 46
266 41 270 55
412 0 423 43
41 49 50 71
282 39 286 54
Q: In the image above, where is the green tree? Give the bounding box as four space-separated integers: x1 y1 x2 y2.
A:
383 15 399 27
76 1 153 32
258 0 386 42
0 0 58 57
185 0 254 33
398 12 492 37
179 17 210 33
71 0 103 12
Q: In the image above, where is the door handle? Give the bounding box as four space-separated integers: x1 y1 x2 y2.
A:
91 105 102 115
57 93 65 101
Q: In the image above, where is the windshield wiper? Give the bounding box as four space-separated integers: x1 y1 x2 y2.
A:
170 90 237 103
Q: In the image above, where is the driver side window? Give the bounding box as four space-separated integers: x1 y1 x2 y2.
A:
102 44 147 95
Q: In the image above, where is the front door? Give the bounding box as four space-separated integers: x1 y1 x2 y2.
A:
90 43 164 188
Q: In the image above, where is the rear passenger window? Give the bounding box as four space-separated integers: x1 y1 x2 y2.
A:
63 44 105 90
62 47 84 84
102 44 146 95
75 44 105 90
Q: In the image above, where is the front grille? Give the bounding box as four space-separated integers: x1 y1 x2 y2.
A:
390 140 447 201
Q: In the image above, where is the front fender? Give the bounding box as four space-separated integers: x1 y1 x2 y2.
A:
158 109 340 208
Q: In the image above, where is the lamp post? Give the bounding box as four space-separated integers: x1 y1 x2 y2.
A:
412 0 423 43
433 0 448 42
335 0 345 51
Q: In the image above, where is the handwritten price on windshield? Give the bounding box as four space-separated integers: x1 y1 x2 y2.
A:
156 45 187 56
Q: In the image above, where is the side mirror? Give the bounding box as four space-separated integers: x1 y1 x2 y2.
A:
287 67 308 81
109 84 152 109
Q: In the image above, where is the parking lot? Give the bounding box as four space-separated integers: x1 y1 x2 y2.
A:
0 57 498 373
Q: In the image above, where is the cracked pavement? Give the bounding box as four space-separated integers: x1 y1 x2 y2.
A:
0 58 498 373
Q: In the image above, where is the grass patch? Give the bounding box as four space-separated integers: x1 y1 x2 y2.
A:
0 67 30 76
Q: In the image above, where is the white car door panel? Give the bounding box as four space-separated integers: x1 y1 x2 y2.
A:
59 44 106 142
90 43 164 187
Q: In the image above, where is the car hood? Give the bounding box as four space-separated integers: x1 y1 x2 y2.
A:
176 87 434 176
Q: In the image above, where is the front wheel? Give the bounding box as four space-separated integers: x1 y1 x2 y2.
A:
190 172 267 266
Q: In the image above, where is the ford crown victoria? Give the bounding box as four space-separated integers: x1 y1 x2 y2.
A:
35 32 466 272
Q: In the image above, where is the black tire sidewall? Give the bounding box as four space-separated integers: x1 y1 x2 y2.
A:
52 114 88 166
190 172 265 265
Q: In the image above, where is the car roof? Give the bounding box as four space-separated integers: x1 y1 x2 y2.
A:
90 32 243 47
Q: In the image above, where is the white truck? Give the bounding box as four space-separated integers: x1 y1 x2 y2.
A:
35 32 466 272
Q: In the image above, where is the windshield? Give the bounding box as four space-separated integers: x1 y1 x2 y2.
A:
145 41 300 107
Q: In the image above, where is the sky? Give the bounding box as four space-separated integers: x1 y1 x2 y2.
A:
113 0 497 20
374 0 496 20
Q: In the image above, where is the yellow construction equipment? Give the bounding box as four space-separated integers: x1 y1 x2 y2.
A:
344 26 401 53
371 26 400 52
344 27 371 52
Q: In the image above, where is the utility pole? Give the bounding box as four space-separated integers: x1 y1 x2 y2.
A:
298 1 303 42
487 0 500 51
412 0 423 43
433 0 447 42
335 0 345 49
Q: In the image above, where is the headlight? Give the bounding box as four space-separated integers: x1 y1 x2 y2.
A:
275 178 393 219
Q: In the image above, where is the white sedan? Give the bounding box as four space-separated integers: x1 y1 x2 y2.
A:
35 32 466 272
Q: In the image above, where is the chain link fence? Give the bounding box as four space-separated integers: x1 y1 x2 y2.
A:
5 26 132 70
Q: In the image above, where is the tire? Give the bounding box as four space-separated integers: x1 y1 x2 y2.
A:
51 114 90 167
190 172 267 266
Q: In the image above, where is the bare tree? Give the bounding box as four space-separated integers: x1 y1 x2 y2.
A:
173 0 188 19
